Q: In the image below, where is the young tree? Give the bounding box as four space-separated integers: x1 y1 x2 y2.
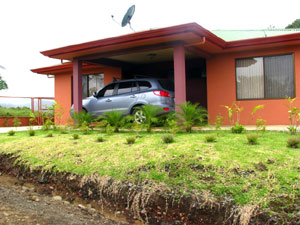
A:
286 19 300 29
0 65 8 90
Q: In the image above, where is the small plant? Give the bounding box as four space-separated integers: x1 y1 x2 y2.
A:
98 110 128 133
287 136 300 148
105 124 114 135
231 123 245 134
13 117 21 127
247 134 259 145
96 136 104 142
72 110 94 128
42 119 54 131
72 133 80 140
222 102 243 125
126 136 136 144
256 118 266 132
214 115 224 131
140 105 163 133
28 129 35 136
162 134 174 144
46 132 53 137
176 102 207 133
60 128 68 134
7 130 15 136
205 134 217 143
284 97 300 135
80 121 89 135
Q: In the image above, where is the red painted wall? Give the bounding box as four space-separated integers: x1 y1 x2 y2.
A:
55 66 121 124
207 45 300 125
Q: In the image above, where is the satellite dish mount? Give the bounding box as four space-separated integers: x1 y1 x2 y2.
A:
121 5 135 32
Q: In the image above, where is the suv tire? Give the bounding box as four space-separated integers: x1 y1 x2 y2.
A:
132 107 146 124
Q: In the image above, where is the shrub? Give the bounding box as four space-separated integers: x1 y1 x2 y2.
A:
7 130 15 136
42 119 54 131
98 110 129 132
60 129 68 134
176 102 207 133
72 111 94 128
126 136 136 144
247 134 259 145
214 115 224 131
287 137 300 148
141 105 163 133
231 123 245 134
162 134 174 144
96 136 104 142
28 130 35 136
256 118 266 132
105 124 114 135
80 121 89 135
46 132 53 137
205 134 217 143
284 97 300 135
72 134 80 140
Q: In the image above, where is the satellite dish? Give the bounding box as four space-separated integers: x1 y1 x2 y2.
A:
121 5 135 31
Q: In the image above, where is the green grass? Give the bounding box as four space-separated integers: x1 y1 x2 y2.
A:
0 129 299 209
0 106 32 117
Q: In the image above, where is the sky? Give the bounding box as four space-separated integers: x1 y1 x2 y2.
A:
0 0 299 97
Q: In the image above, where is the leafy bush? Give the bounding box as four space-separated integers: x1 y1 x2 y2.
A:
98 110 129 132
60 128 68 134
284 97 300 135
214 115 224 131
287 137 300 148
126 136 136 144
46 132 53 137
7 130 15 136
162 134 174 144
256 118 266 132
72 134 80 140
28 130 35 136
80 121 89 135
247 134 259 145
205 134 217 143
96 136 104 142
105 124 114 135
72 111 94 128
141 105 163 133
176 102 207 133
231 123 245 134
42 119 54 131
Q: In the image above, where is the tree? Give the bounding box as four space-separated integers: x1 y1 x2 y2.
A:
0 65 8 90
286 19 300 29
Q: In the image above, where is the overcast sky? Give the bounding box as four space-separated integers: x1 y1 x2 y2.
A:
0 0 299 97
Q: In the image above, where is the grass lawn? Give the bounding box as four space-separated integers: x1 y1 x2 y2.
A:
0 129 299 215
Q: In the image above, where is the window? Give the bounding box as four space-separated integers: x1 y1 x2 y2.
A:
236 54 294 100
97 83 115 97
82 74 104 99
138 81 151 90
117 81 137 95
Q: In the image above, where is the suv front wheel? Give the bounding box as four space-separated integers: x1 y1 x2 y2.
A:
132 107 146 124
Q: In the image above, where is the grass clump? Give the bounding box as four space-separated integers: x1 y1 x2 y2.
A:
46 132 53 137
28 130 35 136
7 130 15 136
205 134 217 142
162 134 174 143
126 136 136 144
287 136 300 148
247 134 259 145
96 136 104 142
231 123 245 133
72 134 80 140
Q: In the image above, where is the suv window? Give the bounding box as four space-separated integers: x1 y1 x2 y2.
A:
117 81 137 95
138 81 151 90
158 80 174 91
97 83 115 97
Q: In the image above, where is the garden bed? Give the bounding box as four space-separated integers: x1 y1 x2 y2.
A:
0 129 299 224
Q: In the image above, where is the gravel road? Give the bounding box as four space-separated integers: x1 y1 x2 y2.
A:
0 174 128 225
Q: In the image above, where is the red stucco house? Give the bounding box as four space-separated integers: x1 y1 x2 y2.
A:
32 23 300 125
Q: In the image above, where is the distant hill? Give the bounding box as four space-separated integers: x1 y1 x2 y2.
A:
0 98 54 110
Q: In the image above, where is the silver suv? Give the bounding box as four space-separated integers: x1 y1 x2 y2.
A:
74 78 175 123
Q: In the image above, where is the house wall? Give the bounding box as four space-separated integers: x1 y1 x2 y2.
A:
54 66 121 124
207 45 300 125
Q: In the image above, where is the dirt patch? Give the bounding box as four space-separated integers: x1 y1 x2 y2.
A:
0 153 296 225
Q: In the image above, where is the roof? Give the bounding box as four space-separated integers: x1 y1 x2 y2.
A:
212 29 300 41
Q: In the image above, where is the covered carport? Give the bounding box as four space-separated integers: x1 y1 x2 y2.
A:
40 23 226 113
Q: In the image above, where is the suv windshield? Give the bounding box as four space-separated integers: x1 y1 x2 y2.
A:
158 80 174 92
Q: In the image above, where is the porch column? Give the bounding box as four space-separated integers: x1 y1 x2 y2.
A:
173 43 186 104
73 58 82 112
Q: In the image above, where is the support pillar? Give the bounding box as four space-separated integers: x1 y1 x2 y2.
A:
173 43 186 104
73 58 82 112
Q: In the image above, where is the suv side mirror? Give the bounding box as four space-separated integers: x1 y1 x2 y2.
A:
93 92 97 97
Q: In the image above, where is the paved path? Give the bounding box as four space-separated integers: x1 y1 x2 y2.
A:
0 125 289 134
